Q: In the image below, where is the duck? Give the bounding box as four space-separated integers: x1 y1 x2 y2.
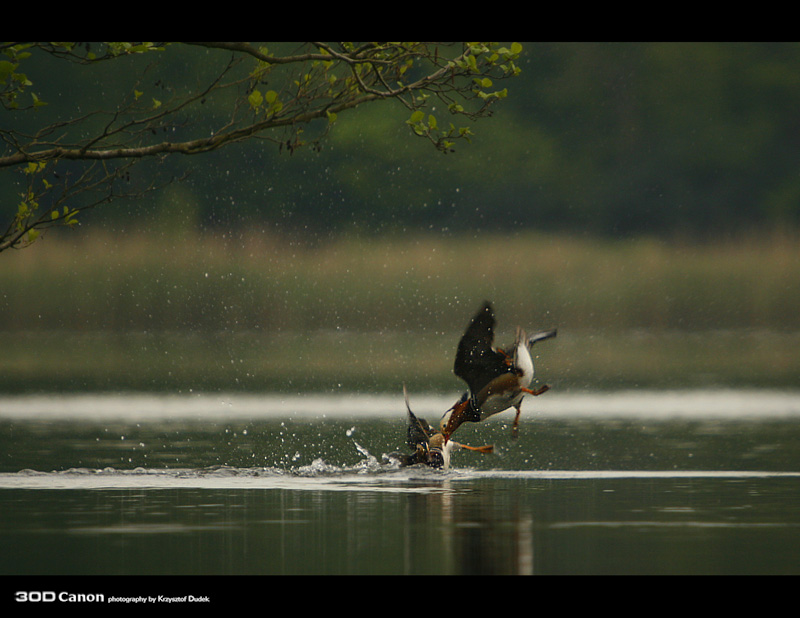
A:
394 384 493 469
440 301 556 441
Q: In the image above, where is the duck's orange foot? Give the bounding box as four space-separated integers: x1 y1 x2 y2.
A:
459 443 494 454
522 384 550 397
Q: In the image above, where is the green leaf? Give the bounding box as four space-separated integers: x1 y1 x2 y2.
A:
408 110 425 124
16 200 30 219
64 207 79 226
248 88 263 109
24 161 46 175
0 60 17 83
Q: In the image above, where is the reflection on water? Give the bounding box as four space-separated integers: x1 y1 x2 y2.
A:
1 390 799 575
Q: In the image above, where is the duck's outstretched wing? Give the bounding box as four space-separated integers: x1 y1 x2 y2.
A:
528 328 558 347
403 383 432 450
453 301 509 393
498 328 558 354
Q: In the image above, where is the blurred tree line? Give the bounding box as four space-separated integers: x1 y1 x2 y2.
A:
4 42 800 241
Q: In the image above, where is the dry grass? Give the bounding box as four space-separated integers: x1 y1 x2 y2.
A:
1 229 799 392
4 227 800 331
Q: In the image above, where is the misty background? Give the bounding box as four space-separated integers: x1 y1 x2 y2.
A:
2 42 799 394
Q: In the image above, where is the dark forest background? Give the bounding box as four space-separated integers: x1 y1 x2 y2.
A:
4 42 800 241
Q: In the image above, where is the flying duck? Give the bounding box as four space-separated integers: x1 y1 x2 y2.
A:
440 301 556 441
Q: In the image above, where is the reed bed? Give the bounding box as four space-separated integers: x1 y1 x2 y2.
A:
1 229 799 392
3 228 800 332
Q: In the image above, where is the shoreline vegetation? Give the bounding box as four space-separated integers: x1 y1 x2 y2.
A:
2 229 799 393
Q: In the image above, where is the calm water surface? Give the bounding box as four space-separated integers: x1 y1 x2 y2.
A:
1 390 799 577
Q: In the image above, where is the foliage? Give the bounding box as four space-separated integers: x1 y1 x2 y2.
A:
0 42 523 252
4 43 800 249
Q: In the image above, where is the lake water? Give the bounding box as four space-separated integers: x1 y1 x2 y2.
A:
1 389 799 581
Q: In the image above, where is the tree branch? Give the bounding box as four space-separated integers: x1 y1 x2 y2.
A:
0 41 523 252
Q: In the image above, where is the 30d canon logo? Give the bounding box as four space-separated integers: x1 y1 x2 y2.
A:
15 591 105 603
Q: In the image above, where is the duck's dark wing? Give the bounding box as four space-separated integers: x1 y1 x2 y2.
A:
453 301 509 393
407 413 432 450
404 384 432 449
391 449 428 467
